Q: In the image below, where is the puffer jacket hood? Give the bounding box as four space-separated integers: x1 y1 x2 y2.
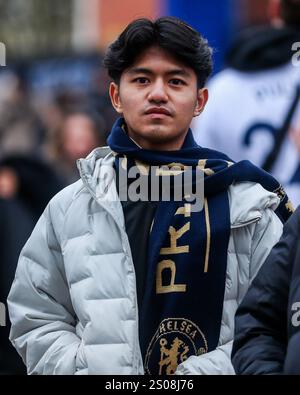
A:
226 25 300 72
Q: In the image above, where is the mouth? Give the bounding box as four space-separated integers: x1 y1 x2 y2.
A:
145 107 172 117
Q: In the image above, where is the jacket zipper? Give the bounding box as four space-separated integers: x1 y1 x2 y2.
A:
231 215 262 229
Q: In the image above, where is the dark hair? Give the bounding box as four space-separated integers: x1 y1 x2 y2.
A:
103 16 213 88
281 0 300 25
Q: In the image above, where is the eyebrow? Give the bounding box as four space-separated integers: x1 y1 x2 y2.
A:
127 67 191 78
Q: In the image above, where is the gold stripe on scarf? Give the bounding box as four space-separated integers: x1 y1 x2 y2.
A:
204 198 211 273
198 159 215 176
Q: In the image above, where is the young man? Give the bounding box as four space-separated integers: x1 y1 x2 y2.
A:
8 17 291 375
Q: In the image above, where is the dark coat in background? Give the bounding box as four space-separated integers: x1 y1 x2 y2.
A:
232 206 300 374
0 155 63 374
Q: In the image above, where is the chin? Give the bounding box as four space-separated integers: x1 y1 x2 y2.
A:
129 121 184 145
143 123 172 135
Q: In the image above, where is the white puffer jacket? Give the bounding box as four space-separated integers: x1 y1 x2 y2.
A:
8 147 283 375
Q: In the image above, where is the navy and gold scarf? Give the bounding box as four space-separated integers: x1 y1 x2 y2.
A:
108 118 292 375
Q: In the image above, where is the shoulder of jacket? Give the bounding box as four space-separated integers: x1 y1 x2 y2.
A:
47 179 85 219
228 181 280 226
48 147 115 218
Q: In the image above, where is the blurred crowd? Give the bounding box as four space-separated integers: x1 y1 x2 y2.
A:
0 57 118 374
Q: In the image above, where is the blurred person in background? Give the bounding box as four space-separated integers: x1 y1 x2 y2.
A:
232 206 300 375
0 155 63 375
44 108 106 184
39 90 84 135
0 71 46 157
192 0 300 206
6 16 292 375
0 69 65 374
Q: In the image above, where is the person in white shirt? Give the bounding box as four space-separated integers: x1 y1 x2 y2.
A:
193 0 300 206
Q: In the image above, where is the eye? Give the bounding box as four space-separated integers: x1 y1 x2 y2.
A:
169 79 186 86
133 77 150 84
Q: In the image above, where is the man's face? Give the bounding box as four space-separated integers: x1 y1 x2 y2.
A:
109 46 208 150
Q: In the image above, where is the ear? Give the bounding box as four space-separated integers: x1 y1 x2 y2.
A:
109 82 123 114
193 88 209 117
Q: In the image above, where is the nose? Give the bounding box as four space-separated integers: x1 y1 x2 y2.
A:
147 79 168 103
